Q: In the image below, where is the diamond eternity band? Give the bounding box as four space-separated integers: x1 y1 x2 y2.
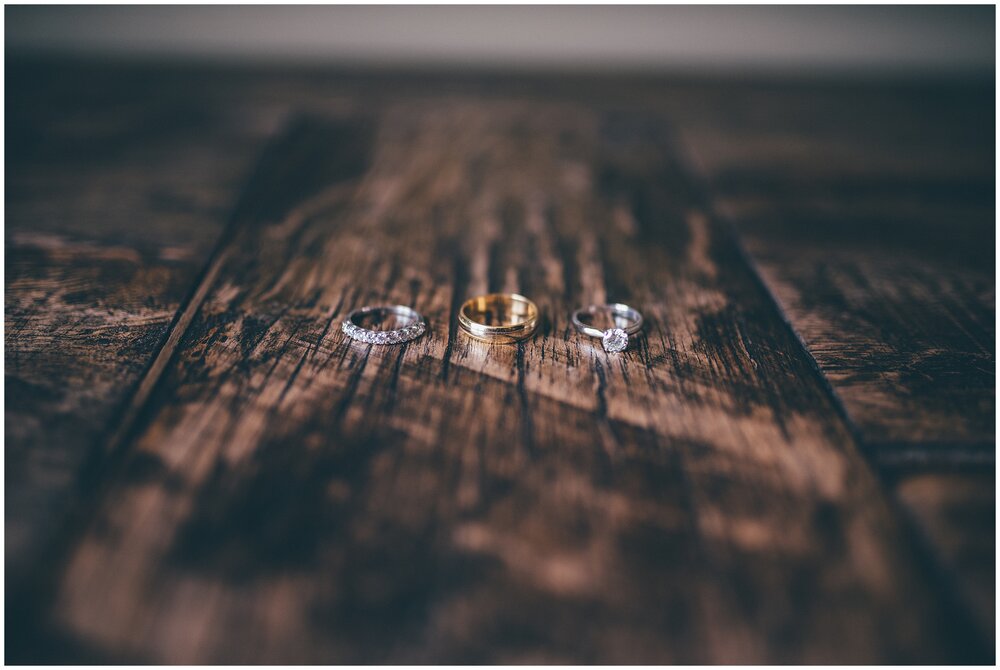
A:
342 305 427 345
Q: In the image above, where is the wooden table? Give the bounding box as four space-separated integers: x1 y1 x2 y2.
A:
6 58 994 663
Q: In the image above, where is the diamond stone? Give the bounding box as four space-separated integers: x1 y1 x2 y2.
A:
602 328 629 353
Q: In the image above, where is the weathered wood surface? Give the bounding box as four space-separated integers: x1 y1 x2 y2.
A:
894 471 995 641
5 61 276 590
5 62 994 663
677 81 994 453
671 80 995 642
29 107 976 663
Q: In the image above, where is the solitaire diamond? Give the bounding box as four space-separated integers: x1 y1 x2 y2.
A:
602 328 629 353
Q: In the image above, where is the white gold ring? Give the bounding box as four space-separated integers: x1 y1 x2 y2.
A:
571 303 643 353
341 305 426 345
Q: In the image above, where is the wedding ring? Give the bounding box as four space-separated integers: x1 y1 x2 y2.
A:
572 303 643 352
341 305 426 345
459 293 539 344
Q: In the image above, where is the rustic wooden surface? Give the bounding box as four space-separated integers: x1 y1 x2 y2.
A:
5 60 994 663
671 80 996 643
5 61 276 592
677 81 994 452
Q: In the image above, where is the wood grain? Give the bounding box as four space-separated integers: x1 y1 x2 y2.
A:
674 79 994 454
6 62 992 663
672 78 995 643
5 60 276 591
34 103 980 663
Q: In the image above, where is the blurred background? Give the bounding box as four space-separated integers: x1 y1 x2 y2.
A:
6 5 995 76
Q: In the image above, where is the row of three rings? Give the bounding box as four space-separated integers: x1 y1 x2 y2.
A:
341 293 643 353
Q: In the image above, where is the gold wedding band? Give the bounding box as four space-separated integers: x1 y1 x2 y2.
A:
459 293 539 344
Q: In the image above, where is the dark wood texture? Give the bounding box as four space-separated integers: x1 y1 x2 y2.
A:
5 60 994 663
5 61 274 588
895 471 995 640
671 80 995 641
677 81 994 453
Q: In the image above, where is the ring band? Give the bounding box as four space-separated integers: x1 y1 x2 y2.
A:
572 303 643 352
342 305 426 345
459 293 539 344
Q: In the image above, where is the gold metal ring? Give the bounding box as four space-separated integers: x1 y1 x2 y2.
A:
459 293 539 344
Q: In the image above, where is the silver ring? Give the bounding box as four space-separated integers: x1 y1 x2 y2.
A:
571 303 643 352
341 305 426 345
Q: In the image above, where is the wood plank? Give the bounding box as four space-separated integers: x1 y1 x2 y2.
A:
715 197 994 456
5 59 273 596
34 105 981 663
671 78 994 644
674 79 994 453
894 471 995 643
